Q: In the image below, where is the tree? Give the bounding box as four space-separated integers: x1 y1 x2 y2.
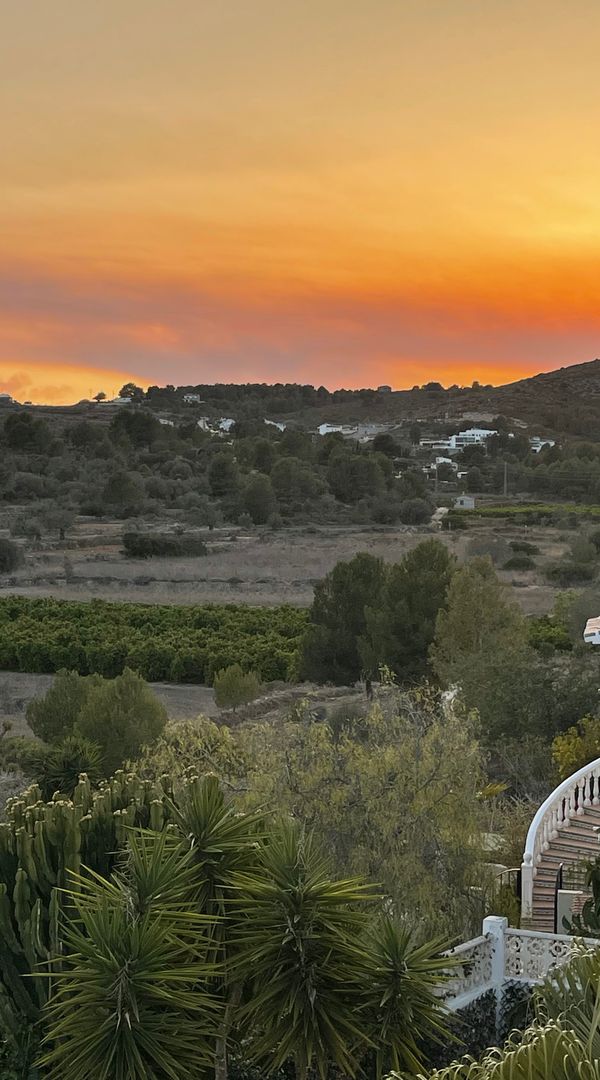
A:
102 470 143 514
76 668 167 774
466 466 484 492
243 475 277 524
300 553 387 684
209 453 240 497
110 408 161 448
213 664 261 711
430 557 527 689
4 411 49 451
118 382 145 403
27 669 101 743
0 538 23 573
243 687 487 940
327 450 385 503
398 497 432 524
93 391 106 402
552 714 600 779
362 540 455 681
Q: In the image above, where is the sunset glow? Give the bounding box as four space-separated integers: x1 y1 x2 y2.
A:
3 1 600 403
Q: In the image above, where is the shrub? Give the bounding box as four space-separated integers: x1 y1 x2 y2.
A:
18 734 103 800
503 554 535 571
213 664 262 711
510 540 539 555
398 497 432 525
545 561 596 586
77 668 167 774
27 670 102 743
122 532 207 558
0 538 23 573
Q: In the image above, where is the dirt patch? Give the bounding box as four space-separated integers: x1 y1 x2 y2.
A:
0 519 574 615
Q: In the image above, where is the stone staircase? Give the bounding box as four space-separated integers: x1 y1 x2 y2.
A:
530 809 600 931
522 759 600 931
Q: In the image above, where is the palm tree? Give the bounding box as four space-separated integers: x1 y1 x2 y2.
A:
39 830 221 1080
234 818 381 1080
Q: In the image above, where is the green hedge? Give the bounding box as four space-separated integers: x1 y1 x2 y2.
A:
0 597 308 683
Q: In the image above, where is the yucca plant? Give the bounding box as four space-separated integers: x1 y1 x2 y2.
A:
167 772 270 1079
233 818 381 1080
363 916 452 1077
39 830 221 1080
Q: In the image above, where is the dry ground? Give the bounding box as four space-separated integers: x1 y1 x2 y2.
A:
0 518 574 615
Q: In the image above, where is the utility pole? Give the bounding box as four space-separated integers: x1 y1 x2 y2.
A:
434 461 438 495
503 461 508 498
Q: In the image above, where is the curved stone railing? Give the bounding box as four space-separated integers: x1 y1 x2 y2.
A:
521 756 600 923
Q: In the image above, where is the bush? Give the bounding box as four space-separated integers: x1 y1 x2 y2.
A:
77 668 167 774
545 561 596 586
18 734 103 799
397 497 432 525
213 664 262 711
122 532 207 558
0 539 23 573
467 535 510 565
510 540 539 555
503 555 535 571
27 670 102 743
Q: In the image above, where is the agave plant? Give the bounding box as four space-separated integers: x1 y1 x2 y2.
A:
233 817 381 1080
39 830 221 1080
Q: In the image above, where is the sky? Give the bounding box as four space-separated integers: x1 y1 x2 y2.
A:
2 0 600 403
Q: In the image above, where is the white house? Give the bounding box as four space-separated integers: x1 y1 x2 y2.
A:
218 418 236 432
420 428 497 453
530 436 556 453
183 393 204 404
158 418 175 426
454 495 475 510
583 617 600 645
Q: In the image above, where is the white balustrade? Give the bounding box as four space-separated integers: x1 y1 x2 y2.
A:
520 757 600 923
445 917 599 1011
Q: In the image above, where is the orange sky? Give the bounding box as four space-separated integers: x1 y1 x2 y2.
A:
2 0 600 403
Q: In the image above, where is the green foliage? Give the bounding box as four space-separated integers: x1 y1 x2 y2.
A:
528 615 571 652
243 475 277 524
563 857 600 937
509 540 539 554
235 819 379 1080
40 831 221 1080
122 531 208 557
77 668 167 775
0 596 308 683
545 560 596 586
0 539 23 573
213 664 261 711
552 714 600 779
300 552 387 683
101 469 143 514
242 687 487 940
132 717 248 786
17 734 103 800
27 670 101 743
431 557 526 690
362 539 455 682
398 497 432 524
503 554 535 570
